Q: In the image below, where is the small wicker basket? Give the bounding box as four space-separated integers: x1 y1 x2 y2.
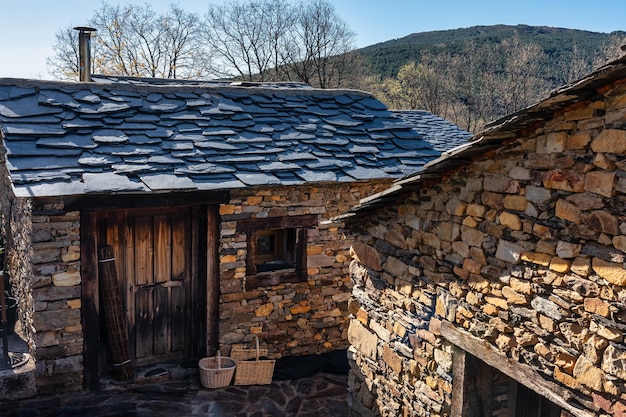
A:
198 351 236 389
231 335 275 385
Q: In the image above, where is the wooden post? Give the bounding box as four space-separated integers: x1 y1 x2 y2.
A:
98 245 133 381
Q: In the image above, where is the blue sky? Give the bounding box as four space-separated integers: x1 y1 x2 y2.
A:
1 0 625 79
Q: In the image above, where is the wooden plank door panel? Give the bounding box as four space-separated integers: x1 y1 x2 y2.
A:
98 206 196 368
135 288 153 360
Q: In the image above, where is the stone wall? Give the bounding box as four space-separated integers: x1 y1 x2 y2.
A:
345 80 626 416
219 181 391 357
30 201 83 394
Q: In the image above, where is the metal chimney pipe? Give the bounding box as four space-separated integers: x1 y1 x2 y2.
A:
73 27 97 82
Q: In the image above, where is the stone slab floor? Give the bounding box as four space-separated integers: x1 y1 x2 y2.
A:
0 372 350 417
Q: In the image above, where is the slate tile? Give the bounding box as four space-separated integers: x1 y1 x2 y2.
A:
62 120 104 129
139 173 197 191
3 123 66 136
37 135 97 149
296 170 337 182
348 145 379 154
235 172 281 186
322 116 363 128
39 90 81 108
295 123 317 132
367 120 412 131
258 161 300 171
344 166 391 180
126 114 160 123
146 128 174 138
0 96 63 118
161 141 194 151
0 86 35 100
147 155 181 164
3 140 51 157
111 163 157 174
14 180 85 197
186 99 212 107
216 155 266 163
279 152 317 161
128 135 162 145
7 155 79 171
78 154 123 166
97 145 161 156
175 163 236 175
117 122 157 130
194 178 245 190
172 133 205 141
143 100 186 113
359 97 388 111
92 130 129 144
83 172 148 192
306 159 353 170
195 141 241 151
1 114 61 124
202 128 237 136
11 171 72 184
276 132 316 141
227 132 273 143
74 91 101 103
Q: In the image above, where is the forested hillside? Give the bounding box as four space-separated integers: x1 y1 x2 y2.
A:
359 25 621 82
353 25 626 132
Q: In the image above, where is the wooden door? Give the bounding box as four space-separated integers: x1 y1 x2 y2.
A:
97 206 198 367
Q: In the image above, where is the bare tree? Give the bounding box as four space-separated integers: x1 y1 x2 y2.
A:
282 0 356 88
499 34 548 115
202 0 293 81
201 0 356 87
47 2 210 79
46 27 81 80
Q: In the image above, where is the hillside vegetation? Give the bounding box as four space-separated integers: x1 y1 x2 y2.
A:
351 25 626 132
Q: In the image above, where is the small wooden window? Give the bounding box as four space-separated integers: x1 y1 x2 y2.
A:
255 229 294 272
236 215 317 290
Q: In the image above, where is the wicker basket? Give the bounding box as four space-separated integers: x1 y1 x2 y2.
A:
232 335 275 385
198 351 236 389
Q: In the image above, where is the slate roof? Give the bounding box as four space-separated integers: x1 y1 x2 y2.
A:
392 110 471 152
338 54 626 219
0 78 459 198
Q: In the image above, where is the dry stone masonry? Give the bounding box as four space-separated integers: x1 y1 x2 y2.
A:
219 181 390 357
345 68 626 416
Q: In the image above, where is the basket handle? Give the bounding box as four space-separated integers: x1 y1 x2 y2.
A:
217 350 222 369
247 334 261 361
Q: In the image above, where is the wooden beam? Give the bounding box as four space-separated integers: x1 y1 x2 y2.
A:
440 321 597 417
236 214 318 233
64 190 228 212
205 205 219 356
80 210 100 391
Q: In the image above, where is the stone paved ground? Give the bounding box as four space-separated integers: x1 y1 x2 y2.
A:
0 372 350 417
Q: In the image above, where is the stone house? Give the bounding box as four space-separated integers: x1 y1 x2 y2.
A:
340 54 626 417
0 75 470 398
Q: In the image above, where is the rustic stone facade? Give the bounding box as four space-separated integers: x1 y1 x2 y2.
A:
30 202 83 394
219 180 391 357
345 79 626 415
0 177 391 395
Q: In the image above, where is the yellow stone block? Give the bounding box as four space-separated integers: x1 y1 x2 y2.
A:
520 251 552 266
67 299 81 309
246 196 263 205
221 254 237 263
255 303 274 317
219 205 236 215
499 212 521 230
290 304 311 314
549 257 570 273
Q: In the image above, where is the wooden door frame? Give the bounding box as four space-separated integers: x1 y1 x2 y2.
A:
81 204 220 390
